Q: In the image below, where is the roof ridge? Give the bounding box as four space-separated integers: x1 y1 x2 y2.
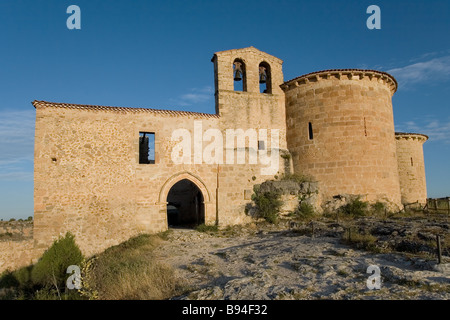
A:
32 100 220 118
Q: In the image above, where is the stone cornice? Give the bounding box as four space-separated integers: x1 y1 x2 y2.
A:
395 132 429 142
280 69 398 94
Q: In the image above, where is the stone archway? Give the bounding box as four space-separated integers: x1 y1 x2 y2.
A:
159 172 211 228
166 179 205 227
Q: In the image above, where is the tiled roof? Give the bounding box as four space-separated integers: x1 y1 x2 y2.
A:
32 100 219 119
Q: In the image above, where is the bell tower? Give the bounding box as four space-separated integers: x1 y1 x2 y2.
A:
211 46 286 145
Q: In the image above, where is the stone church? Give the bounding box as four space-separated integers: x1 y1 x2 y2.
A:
31 46 427 257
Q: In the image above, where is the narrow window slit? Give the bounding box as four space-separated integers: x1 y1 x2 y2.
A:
308 122 314 140
364 117 367 136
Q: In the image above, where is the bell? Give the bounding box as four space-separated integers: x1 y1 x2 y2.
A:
234 61 243 81
259 66 267 84
234 69 243 81
259 73 267 84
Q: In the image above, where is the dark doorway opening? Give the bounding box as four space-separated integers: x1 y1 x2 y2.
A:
166 179 205 228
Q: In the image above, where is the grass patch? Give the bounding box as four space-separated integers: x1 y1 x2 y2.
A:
195 224 218 233
342 228 381 253
280 173 313 183
79 234 185 300
337 269 349 277
1 233 185 300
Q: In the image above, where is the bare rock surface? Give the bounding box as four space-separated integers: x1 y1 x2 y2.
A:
153 216 449 300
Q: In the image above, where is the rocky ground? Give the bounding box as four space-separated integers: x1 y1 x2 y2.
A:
153 214 449 300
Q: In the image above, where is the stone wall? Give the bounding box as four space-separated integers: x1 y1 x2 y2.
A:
33 103 223 257
0 240 44 273
32 96 288 258
395 133 428 205
283 70 402 208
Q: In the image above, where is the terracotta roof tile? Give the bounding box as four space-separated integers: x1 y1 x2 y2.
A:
32 100 219 119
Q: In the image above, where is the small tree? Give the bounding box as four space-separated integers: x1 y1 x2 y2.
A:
251 189 283 224
339 197 369 217
31 232 83 296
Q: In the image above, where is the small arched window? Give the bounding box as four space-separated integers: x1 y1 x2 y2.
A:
233 59 247 92
259 61 272 94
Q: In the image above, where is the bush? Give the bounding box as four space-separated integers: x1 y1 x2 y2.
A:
31 232 84 291
371 201 386 216
339 197 369 217
251 190 283 224
280 173 312 184
0 271 20 289
290 202 315 220
12 266 33 288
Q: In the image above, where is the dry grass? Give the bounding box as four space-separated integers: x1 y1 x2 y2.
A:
342 228 381 253
80 233 186 300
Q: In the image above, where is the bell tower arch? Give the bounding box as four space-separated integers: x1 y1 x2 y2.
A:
211 47 287 151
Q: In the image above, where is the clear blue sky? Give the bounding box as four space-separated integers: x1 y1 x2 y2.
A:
0 0 449 219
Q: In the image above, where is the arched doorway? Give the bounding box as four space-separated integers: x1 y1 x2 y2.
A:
166 179 205 228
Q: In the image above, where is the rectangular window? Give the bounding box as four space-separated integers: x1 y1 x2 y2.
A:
139 132 155 164
308 122 314 140
258 140 265 150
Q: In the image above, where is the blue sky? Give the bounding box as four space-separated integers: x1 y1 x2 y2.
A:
0 0 449 219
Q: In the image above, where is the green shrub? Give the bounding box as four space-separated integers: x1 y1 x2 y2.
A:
12 266 33 288
371 201 386 215
339 197 369 217
251 190 282 224
280 173 312 184
195 224 218 233
31 232 83 290
0 271 20 289
291 202 315 220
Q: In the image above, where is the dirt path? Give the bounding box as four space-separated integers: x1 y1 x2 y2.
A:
153 220 449 300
